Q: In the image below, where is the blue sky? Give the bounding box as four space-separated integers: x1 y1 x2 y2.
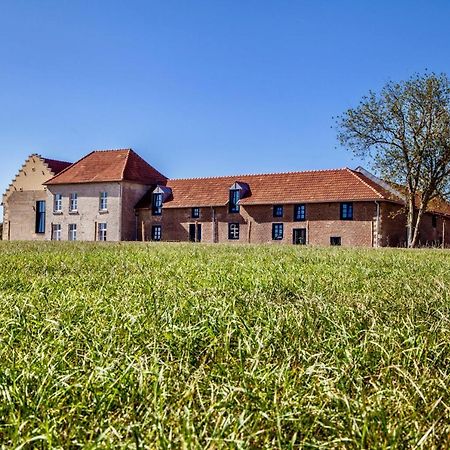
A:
1 0 450 215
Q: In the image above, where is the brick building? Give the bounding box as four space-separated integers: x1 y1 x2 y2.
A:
3 148 450 246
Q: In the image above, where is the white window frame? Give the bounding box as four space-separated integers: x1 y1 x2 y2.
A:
54 194 62 212
69 192 78 212
68 223 77 241
99 192 108 211
228 223 240 240
52 224 62 241
98 222 107 241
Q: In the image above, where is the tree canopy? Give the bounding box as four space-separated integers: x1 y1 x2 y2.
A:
336 72 450 247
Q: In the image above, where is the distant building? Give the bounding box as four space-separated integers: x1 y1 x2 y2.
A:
2 148 450 246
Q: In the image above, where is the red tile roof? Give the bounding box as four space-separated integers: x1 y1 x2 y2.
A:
136 168 404 209
42 158 72 175
45 149 167 185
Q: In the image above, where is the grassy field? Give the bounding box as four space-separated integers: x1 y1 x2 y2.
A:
0 242 449 449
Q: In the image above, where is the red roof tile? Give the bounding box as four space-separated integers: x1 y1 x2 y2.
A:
136 168 404 209
42 158 72 175
45 149 167 185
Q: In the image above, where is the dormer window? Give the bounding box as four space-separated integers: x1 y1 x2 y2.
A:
152 193 163 215
228 182 250 214
229 189 240 213
273 205 283 218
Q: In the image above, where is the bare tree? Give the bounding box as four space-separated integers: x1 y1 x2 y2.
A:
336 73 450 247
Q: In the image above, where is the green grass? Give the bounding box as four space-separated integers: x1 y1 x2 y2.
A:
0 242 449 449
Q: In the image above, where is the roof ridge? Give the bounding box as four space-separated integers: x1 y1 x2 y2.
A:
90 148 132 153
346 168 384 199
120 149 132 181
169 167 348 181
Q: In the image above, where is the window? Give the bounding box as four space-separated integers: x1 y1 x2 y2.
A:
432 215 437 228
229 189 240 213
151 225 161 241
54 194 62 212
35 201 46 233
273 205 283 218
294 204 306 221
272 223 284 240
330 236 341 246
152 193 163 215
228 223 240 240
52 224 61 241
98 223 107 241
340 202 353 220
69 192 78 212
99 192 108 211
191 207 200 218
68 224 77 241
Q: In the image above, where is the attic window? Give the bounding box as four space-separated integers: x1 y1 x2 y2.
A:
229 189 240 213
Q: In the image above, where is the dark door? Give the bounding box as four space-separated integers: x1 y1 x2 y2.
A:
189 224 196 242
196 224 202 242
293 228 306 245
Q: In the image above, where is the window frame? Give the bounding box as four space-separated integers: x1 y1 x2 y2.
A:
273 205 283 218
68 223 77 241
228 223 240 240
69 192 78 212
53 194 63 213
330 236 342 246
229 189 240 213
151 224 162 241
35 200 46 234
98 222 107 241
152 193 163 216
272 223 284 240
340 202 353 220
52 223 62 241
99 192 108 211
294 204 306 221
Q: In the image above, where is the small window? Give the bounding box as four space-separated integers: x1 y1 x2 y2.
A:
98 223 107 241
191 207 200 218
229 189 240 213
69 192 78 212
152 193 163 215
152 225 161 241
68 223 77 241
54 194 62 212
52 224 62 241
340 202 353 220
99 192 108 211
294 204 306 221
272 223 284 240
273 205 283 218
330 236 341 246
35 201 46 233
228 223 240 240
432 215 437 228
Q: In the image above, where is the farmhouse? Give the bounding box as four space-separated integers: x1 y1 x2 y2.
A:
2 148 450 246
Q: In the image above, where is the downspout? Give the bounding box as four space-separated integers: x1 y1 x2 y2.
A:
118 182 123 241
374 201 380 248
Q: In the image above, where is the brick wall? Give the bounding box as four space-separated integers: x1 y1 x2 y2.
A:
137 201 382 247
120 182 151 241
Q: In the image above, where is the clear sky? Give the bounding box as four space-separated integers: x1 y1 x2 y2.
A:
1 0 450 216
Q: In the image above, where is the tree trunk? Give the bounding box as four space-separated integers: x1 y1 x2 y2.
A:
407 197 416 248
